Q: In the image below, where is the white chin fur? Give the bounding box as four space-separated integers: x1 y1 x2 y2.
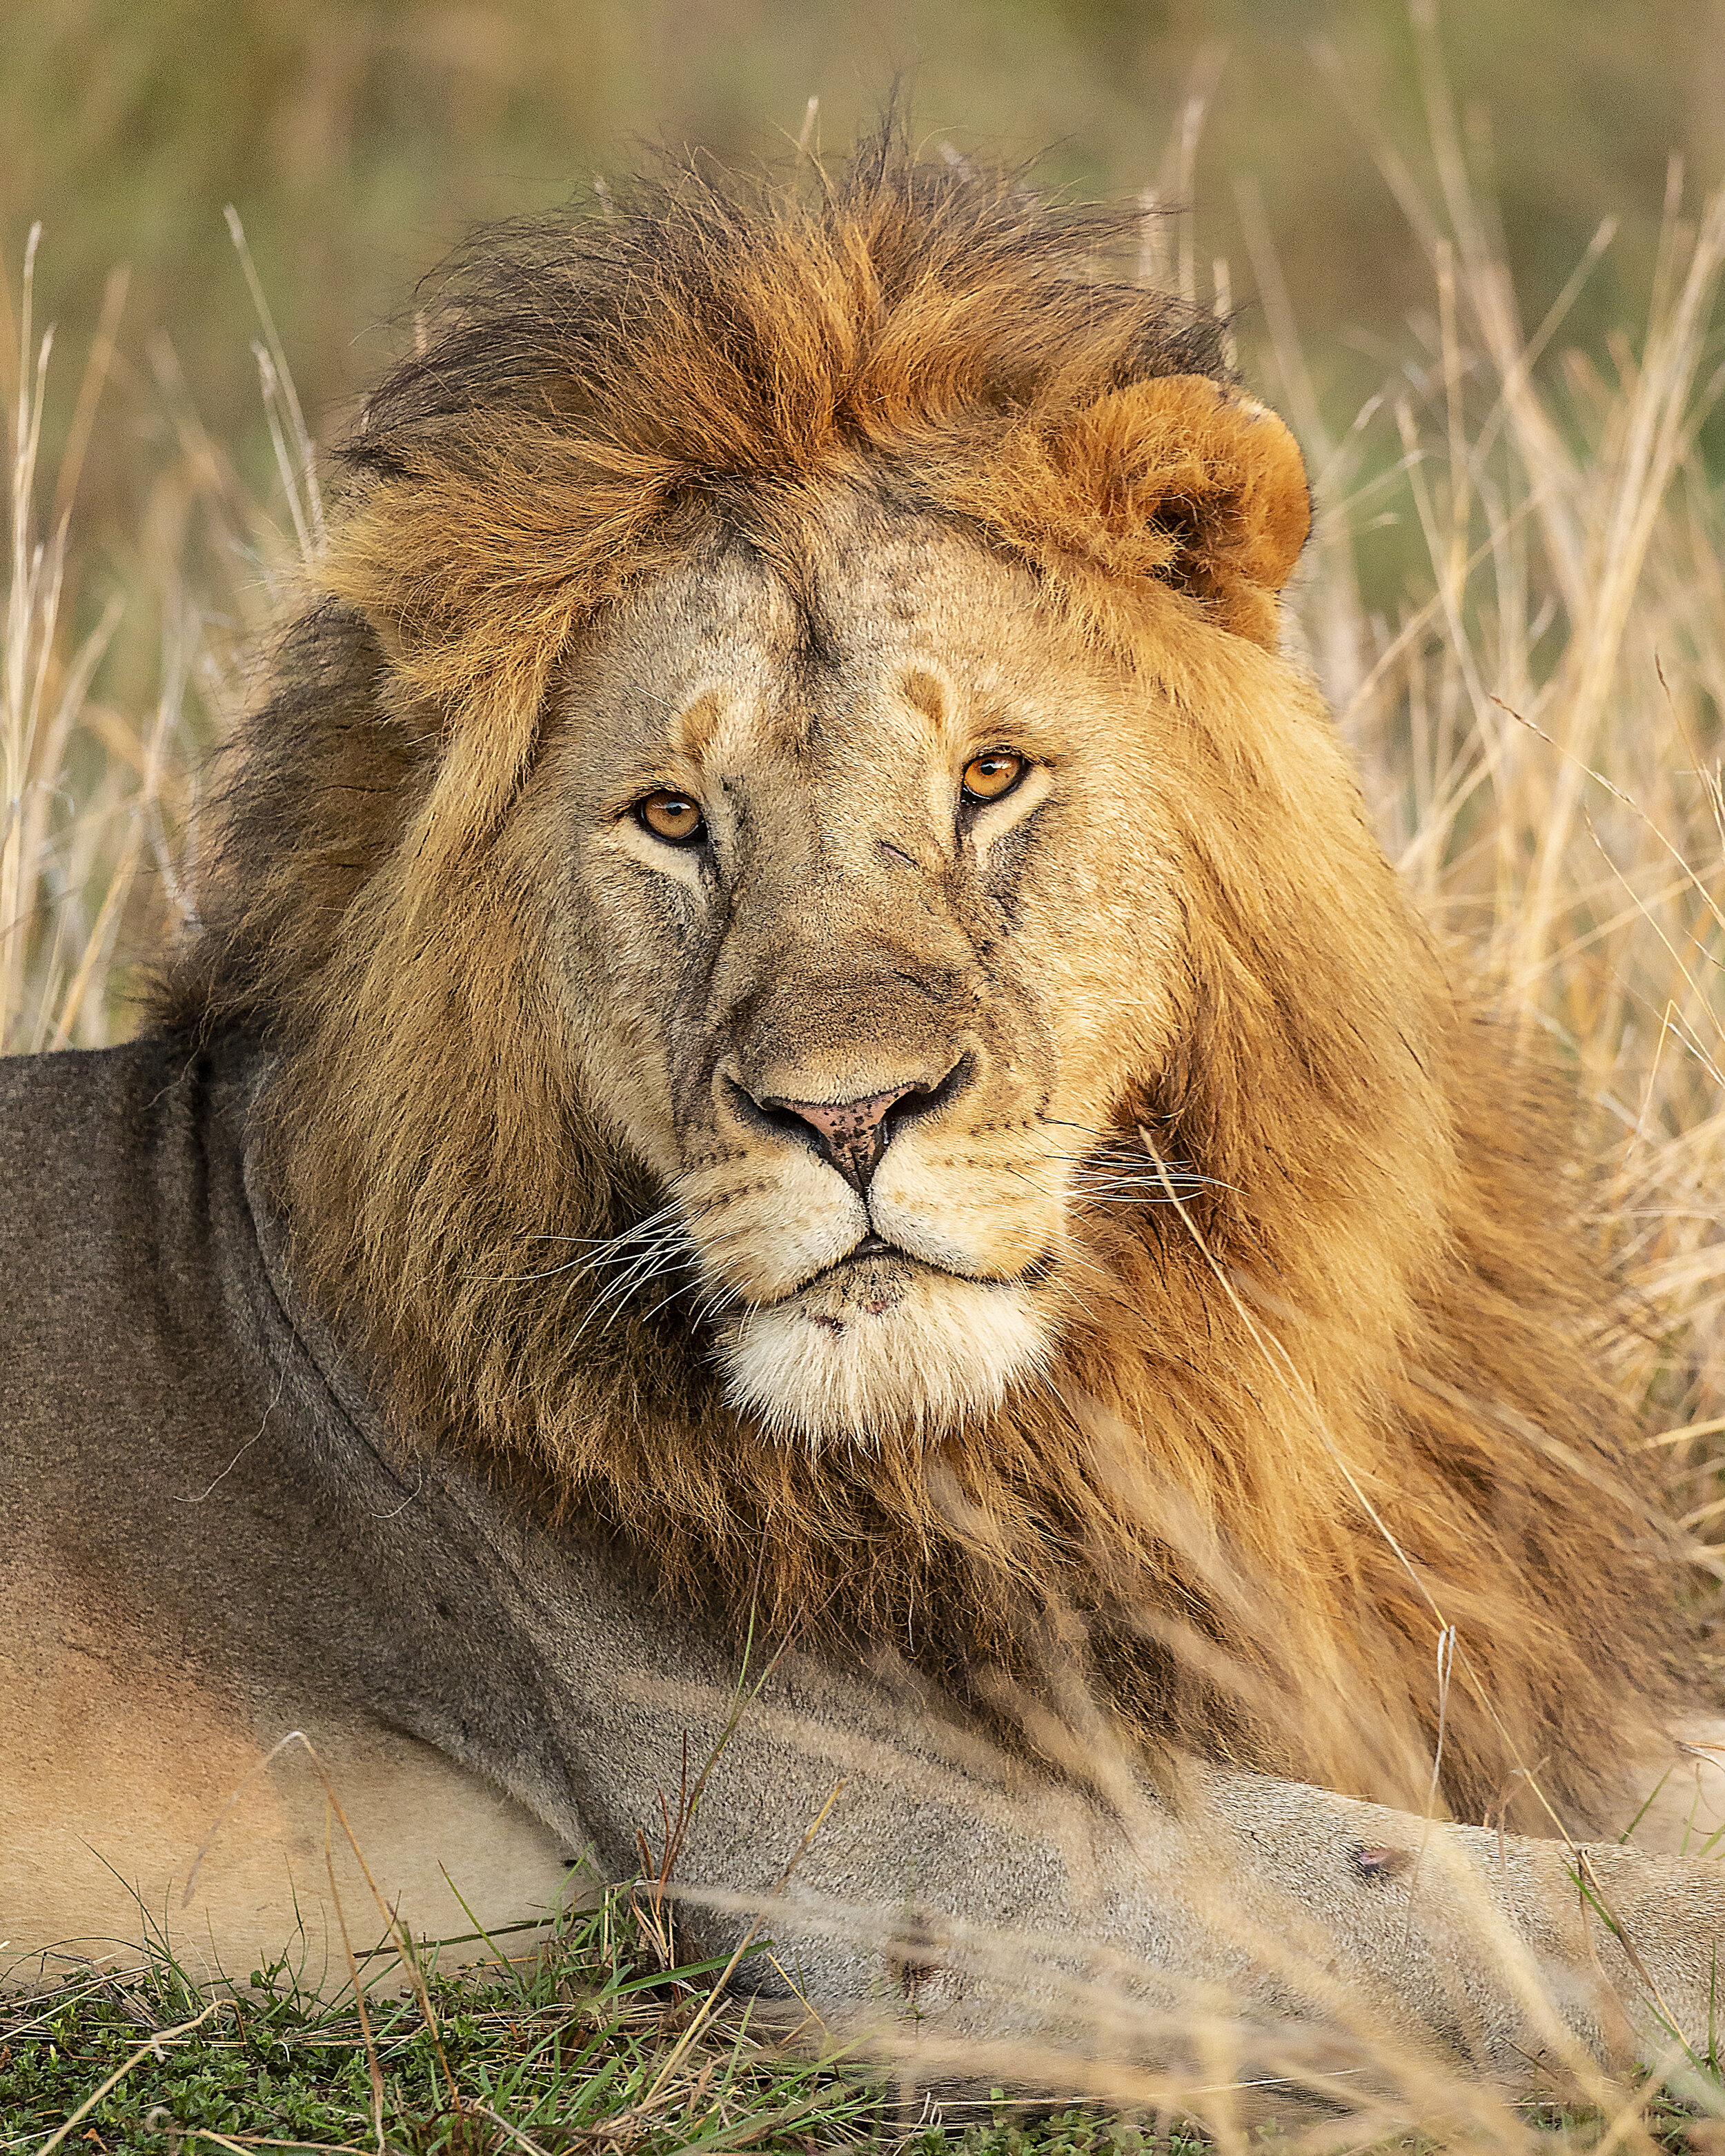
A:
718 1265 1049 1449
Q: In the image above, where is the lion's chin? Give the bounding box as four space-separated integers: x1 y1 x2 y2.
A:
716 1257 1050 1450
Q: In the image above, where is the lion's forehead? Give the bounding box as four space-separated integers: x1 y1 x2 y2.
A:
566 510 1069 789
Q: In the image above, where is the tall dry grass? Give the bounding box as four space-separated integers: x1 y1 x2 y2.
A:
1260 57 1725 1585
3 77 1724 2150
0 214 316 1058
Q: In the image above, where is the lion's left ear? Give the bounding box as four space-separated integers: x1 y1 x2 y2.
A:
974 374 1311 648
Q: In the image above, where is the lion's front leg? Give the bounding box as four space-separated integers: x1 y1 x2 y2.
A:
678 1739 1725 2117
1181 1770 1724 2093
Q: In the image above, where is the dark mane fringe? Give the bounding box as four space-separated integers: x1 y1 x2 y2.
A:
344 135 1231 478
151 132 1684 1836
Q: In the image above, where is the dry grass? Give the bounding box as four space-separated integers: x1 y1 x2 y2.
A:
1269 63 1725 1574
4 50 1725 2156
0 211 314 1057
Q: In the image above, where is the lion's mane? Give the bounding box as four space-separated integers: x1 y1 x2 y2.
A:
157 136 1679 1832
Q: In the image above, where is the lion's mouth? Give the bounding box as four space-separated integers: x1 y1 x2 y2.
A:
793 1236 921 1314
780 1234 1052 1314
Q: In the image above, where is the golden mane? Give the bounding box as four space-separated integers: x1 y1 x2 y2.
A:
158 137 1680 1833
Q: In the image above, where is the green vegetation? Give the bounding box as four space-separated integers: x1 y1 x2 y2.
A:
0 1890 1218 2154
0 1892 874 2152
3 1925 1719 2154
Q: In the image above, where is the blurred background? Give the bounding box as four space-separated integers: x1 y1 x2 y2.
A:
6 0 1725 548
2 1 1724 1524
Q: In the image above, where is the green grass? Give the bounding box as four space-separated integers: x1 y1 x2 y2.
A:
0 1889 1234 2156
5 1926 1718 2156
0 1890 878 2153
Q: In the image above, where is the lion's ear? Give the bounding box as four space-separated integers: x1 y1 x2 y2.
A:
974 374 1312 648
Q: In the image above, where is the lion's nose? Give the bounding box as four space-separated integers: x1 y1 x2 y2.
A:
764 1087 916 1192
732 1055 976 1191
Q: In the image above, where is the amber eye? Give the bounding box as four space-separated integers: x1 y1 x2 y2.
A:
635 789 707 845
960 751 1025 805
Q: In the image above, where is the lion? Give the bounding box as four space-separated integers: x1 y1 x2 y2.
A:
5 137 1725 2105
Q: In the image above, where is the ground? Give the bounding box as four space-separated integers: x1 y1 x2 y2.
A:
4 1891 1720 2155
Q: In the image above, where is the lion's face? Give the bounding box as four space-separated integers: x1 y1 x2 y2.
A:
531 501 1187 1446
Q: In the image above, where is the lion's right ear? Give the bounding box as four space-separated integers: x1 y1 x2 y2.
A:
965 374 1312 647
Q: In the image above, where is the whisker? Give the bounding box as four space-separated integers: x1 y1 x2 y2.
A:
522 1200 687 1252
565 1256 681 1350
588 1240 696 1321
638 1268 716 1326
474 1205 696 1286
579 1233 689 1276
1033 1116 1240 1194
1069 1187 1216 1208
691 1275 744 1329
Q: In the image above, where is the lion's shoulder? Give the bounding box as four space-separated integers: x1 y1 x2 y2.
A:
0 1037 270 1477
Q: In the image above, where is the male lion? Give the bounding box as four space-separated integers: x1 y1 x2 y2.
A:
5 139 1725 2106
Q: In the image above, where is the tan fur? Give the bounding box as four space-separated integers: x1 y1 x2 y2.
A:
0 1560 575 1986
160 144 1682 1843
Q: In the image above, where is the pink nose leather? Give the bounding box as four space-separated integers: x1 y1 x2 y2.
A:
774 1087 915 1187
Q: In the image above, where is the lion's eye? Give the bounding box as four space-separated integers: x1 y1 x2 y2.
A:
960 752 1025 805
635 789 707 845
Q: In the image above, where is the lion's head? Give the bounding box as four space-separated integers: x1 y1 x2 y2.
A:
522 472 1317 1450
165 138 1677 1829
